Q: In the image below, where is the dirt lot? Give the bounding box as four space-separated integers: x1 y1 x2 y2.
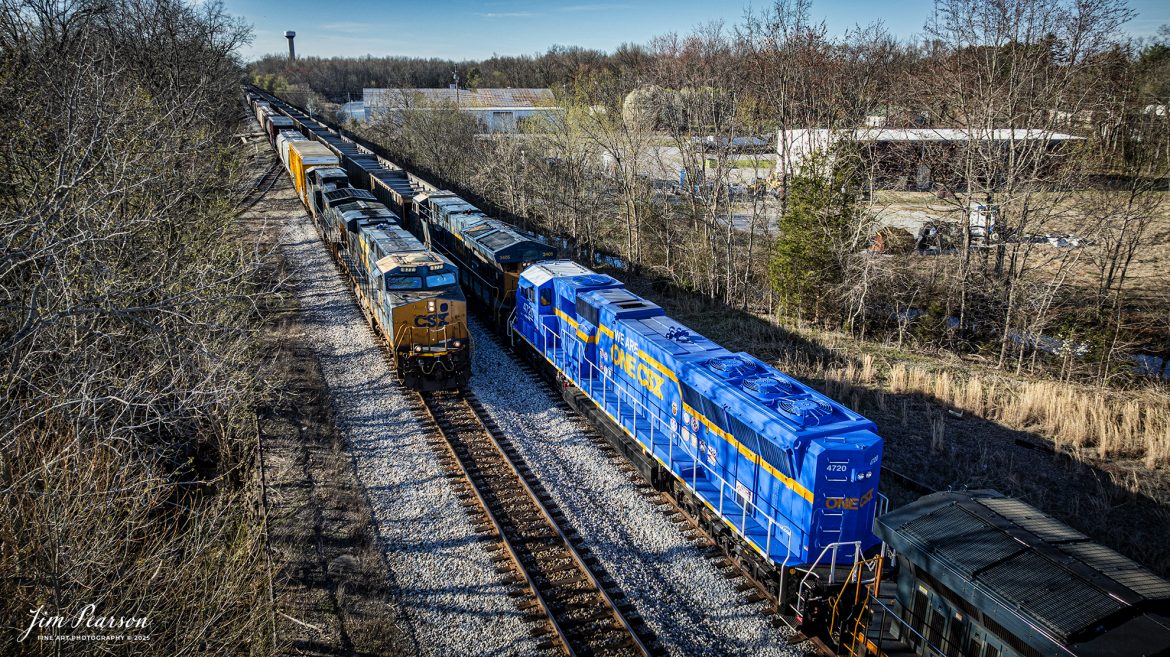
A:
871 189 1170 311
241 127 409 656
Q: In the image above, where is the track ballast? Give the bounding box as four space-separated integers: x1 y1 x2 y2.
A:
412 388 662 657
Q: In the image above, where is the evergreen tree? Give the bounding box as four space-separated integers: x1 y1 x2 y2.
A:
769 148 862 322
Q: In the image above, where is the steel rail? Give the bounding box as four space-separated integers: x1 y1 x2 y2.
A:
460 391 654 657
414 391 577 657
418 390 653 657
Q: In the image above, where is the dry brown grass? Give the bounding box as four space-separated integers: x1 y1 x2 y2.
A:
866 362 1170 466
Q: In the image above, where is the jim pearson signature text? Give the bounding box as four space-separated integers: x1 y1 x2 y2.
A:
18 604 150 642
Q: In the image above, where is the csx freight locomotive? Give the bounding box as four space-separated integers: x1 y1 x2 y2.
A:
512 260 884 615
247 89 1170 657
253 96 469 390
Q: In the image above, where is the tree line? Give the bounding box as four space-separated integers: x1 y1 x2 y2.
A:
307 0 1170 388
249 44 639 101
1 1 278 654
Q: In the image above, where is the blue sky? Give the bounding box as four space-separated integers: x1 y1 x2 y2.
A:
230 0 1170 62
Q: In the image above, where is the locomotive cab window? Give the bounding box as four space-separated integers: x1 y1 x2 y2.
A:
426 272 456 288
539 289 551 306
384 275 422 290
521 286 534 302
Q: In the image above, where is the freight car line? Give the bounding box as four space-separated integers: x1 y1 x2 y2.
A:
412 388 660 657
295 171 654 657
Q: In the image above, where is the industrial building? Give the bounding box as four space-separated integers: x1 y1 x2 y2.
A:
362 87 559 132
777 127 1080 190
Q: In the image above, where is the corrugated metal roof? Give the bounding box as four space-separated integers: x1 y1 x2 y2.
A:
781 127 1081 144
364 87 556 110
877 490 1170 654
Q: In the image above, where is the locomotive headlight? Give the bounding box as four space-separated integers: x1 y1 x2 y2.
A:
427 300 436 312
413 345 422 353
452 340 461 348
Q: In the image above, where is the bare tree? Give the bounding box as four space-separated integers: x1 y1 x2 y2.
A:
0 1 277 655
921 0 1133 368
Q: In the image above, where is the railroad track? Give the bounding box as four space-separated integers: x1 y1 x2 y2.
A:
471 316 800 624
236 160 283 215
411 388 661 657
303 211 658 657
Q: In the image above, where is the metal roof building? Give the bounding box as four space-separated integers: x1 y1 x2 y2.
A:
876 490 1170 657
363 87 559 132
777 127 1081 189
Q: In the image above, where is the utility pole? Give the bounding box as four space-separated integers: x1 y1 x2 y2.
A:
452 66 460 106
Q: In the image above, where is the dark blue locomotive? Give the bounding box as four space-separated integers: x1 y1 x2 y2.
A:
249 87 1170 657
512 260 884 585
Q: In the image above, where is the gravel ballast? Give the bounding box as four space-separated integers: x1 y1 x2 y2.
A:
278 209 548 657
468 320 803 657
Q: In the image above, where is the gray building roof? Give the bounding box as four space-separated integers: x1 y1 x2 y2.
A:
364 87 556 111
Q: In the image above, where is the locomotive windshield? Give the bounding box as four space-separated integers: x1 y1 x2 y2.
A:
384 275 422 290
426 272 457 288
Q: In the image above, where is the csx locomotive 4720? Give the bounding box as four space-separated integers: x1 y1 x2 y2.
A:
247 89 1170 657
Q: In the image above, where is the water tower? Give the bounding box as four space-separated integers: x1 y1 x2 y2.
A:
284 30 296 61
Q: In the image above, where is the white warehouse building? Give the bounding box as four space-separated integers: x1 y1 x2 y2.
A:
363 87 559 132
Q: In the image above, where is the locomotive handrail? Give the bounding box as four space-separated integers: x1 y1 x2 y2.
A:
506 307 518 346
529 318 807 564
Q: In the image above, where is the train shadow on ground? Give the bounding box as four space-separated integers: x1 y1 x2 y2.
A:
610 270 1170 578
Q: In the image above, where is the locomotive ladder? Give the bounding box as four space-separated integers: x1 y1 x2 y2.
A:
416 389 661 657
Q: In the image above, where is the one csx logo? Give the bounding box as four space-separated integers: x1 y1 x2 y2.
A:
414 302 451 327
609 345 665 400
824 488 874 511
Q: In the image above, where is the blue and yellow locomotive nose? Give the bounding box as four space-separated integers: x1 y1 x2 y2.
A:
809 433 883 556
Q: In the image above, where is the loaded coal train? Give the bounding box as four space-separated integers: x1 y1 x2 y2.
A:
247 89 1170 657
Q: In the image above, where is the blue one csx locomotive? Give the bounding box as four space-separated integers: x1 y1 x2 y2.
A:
251 88 1170 657
512 261 883 587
